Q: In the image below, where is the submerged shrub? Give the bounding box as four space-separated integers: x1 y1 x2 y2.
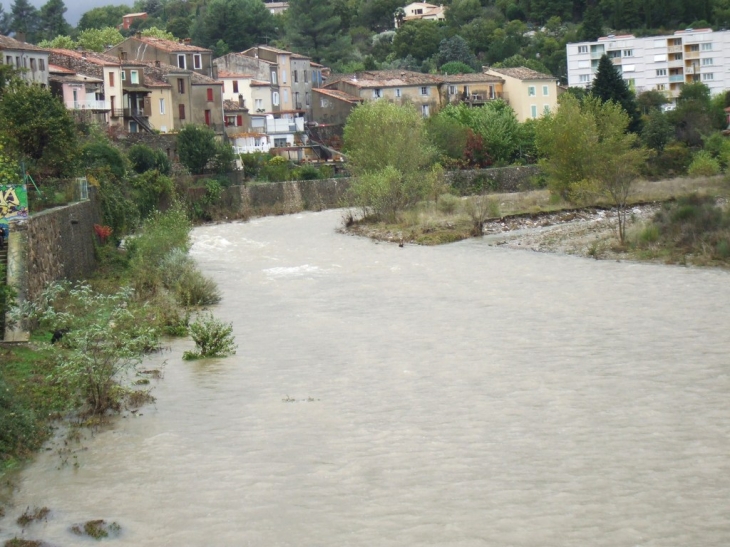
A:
183 313 237 360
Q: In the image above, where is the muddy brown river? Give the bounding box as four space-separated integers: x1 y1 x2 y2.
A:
1 209 729 546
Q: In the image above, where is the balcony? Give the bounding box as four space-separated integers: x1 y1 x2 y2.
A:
668 59 684 68
66 100 108 110
669 74 684 83
685 50 700 59
668 45 683 53
611 57 622 65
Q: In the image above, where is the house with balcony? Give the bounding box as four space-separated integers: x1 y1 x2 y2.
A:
484 67 558 122
108 35 216 79
48 64 109 125
232 115 305 154
566 28 730 103
0 34 49 87
440 73 505 106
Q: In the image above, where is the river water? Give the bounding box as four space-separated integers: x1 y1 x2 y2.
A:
2 210 730 546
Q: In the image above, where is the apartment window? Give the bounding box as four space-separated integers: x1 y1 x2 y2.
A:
177 78 185 94
578 45 588 54
656 68 667 76
656 84 666 90
579 74 590 83
193 54 202 69
671 53 683 61
130 70 139 84
273 137 287 147
688 44 699 52
226 115 236 126
702 73 714 81
232 80 239 93
528 86 536 96
109 72 115 86
271 71 277 84
272 91 280 106
420 86 428 96
530 104 537 118
293 70 298 83
448 85 456 95
179 104 186 119
121 71 126 81
207 88 214 101
702 43 713 51
255 99 263 110
282 70 287 84
373 88 383 98
702 58 713 66
421 104 429 117
39 59 45 71
395 88 401 97
623 49 633 57
654 54 667 62
177 54 186 69
542 85 549 96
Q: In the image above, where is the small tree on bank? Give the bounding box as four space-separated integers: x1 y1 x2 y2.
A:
177 125 218 175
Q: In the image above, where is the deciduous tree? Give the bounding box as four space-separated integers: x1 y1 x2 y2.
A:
177 124 217 175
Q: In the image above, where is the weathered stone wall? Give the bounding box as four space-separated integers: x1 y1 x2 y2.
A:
445 165 542 194
22 195 101 301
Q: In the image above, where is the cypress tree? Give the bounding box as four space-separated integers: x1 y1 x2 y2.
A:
10 0 40 42
38 0 71 42
591 54 642 133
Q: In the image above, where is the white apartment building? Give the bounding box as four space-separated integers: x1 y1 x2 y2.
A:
567 28 730 101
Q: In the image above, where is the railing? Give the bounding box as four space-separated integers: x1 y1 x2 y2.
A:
668 59 684 68
668 45 683 53
685 66 695 74
233 145 271 154
66 100 108 110
684 50 699 59
669 74 685 82
590 50 605 59
112 108 148 118
610 57 622 65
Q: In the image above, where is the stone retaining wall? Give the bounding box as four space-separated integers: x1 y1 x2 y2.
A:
445 165 542 195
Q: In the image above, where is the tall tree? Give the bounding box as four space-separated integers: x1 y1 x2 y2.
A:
436 35 478 69
591 54 641 132
78 5 131 31
9 0 40 42
0 4 11 35
285 0 352 65
579 5 603 41
38 0 71 42
392 20 442 62
199 0 276 53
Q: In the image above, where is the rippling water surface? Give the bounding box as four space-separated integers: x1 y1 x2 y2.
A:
2 210 729 546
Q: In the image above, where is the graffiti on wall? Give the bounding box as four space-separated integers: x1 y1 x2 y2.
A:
0 185 29 227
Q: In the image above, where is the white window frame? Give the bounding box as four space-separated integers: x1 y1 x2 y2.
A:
272 91 280 106
177 54 186 69
578 45 588 54
530 104 537 118
579 74 590 83
448 85 456 95
542 85 549 96
421 104 429 117
130 70 139 84
255 98 263 110
395 88 401 97
702 58 713 66
528 86 536 97
271 71 277 84
543 104 550 114
656 68 667 76
373 88 383 98
193 54 202 69
420 86 428 96
623 49 633 57
702 73 714 81
159 98 165 114
701 43 713 51
121 70 126 81
282 69 287 84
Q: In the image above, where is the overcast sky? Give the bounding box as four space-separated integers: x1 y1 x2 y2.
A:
0 0 129 27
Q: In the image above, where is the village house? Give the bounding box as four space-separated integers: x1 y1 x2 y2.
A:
440 73 505 106
395 2 446 28
484 66 559 122
108 35 216 79
119 12 148 30
48 64 109 126
0 34 49 87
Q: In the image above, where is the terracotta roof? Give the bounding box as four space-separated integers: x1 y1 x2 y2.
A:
250 79 271 86
223 99 247 111
441 73 503 83
314 87 363 104
49 73 103 84
123 12 147 17
326 70 442 88
217 70 253 79
139 60 220 84
48 64 75 74
49 48 122 66
0 35 45 51
134 36 211 53
244 45 309 58
486 67 555 80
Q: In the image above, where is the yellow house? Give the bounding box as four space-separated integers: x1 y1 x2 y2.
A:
484 67 559 122
440 73 505 107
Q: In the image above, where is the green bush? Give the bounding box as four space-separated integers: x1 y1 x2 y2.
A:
293 164 322 180
129 170 175 219
0 373 40 458
688 151 721 177
240 152 274 179
436 193 460 214
183 313 237 360
159 249 221 307
82 141 127 179
127 144 172 175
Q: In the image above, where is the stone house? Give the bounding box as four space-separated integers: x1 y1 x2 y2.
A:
108 36 215 79
312 87 363 126
440 73 505 106
48 64 108 126
0 34 49 87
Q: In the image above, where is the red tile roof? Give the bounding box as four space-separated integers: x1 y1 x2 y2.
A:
218 70 254 79
314 88 363 104
134 36 211 53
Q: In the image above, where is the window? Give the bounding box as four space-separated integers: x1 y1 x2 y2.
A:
294 91 299 106
448 85 456 95
272 91 280 106
179 104 185 119
654 54 667 62
284 89 289 103
656 68 667 76
207 88 214 101
177 54 186 69
530 104 537 118
282 70 286 84
226 115 236 126
656 84 666 90
271 71 277 84
623 49 633 57
193 54 202 69
109 72 115 86
542 85 549 96
702 43 713 51
321 97 329 108
578 45 588 54
232 80 239 93
15 56 19 67
579 74 590 83
255 99 263 110
4 55 10 65
121 70 126 81
305 92 310 106
544 105 550 114
395 88 401 97
528 86 536 96
293 70 298 83
205 109 211 125
177 78 185 93
159 98 165 114
688 44 699 52
420 86 428 96
39 59 44 71
671 53 682 61
421 104 429 117
702 58 713 66
702 73 714 81
304 70 308 83
130 70 139 84
274 137 287 147
373 88 383 98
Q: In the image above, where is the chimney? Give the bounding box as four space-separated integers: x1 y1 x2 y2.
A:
184 38 191 44
238 93 244 107
15 32 26 43
135 32 141 39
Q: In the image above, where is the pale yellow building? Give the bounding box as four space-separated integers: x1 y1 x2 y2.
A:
484 67 559 122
